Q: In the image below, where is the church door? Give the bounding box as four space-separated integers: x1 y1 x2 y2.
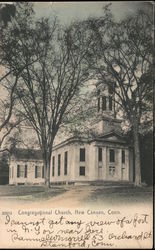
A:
98 166 103 180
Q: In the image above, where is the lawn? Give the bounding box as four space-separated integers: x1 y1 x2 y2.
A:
0 185 67 201
84 185 153 206
0 184 153 206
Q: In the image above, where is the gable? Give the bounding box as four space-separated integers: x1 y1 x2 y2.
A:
105 135 121 141
103 136 126 144
96 131 127 144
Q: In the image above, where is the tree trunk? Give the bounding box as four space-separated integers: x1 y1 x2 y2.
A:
43 154 51 188
42 141 53 188
45 160 51 188
133 120 142 187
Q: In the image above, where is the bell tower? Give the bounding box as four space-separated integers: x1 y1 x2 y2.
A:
93 79 122 135
97 80 115 118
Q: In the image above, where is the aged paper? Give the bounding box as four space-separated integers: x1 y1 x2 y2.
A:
0 196 153 248
0 1 153 249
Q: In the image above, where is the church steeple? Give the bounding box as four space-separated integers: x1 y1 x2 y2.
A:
96 81 115 118
92 79 122 135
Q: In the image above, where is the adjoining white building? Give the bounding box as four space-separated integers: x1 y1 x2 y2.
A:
9 148 44 185
9 81 134 185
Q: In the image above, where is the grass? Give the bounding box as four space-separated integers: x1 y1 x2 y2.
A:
84 185 153 206
0 184 153 205
0 185 67 201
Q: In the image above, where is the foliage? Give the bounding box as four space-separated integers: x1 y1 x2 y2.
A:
0 3 36 152
0 152 9 184
79 6 153 186
0 3 93 186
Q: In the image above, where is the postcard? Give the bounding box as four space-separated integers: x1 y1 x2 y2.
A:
0 1 153 249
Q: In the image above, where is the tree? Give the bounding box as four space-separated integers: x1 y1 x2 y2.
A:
0 3 16 26
11 16 93 187
0 3 30 150
0 3 20 152
0 2 52 153
83 7 153 186
59 86 98 139
0 152 9 184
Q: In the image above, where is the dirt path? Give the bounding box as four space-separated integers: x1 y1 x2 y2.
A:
0 185 94 209
42 185 93 208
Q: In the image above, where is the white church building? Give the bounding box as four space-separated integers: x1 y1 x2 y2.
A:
9 81 134 185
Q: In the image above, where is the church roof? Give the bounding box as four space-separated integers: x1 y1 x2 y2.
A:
10 131 129 161
52 130 128 150
10 148 42 161
97 130 125 139
91 131 127 144
53 136 89 150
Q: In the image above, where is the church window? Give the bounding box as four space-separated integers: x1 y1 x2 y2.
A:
17 165 20 178
109 96 112 110
109 166 115 176
17 164 24 178
79 166 85 176
102 96 106 111
80 148 85 162
64 151 68 175
35 165 41 178
109 149 115 162
98 147 102 162
52 156 55 176
24 165 27 178
58 154 61 176
122 149 125 163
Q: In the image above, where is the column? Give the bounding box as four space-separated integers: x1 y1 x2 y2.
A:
96 146 99 180
125 149 129 181
72 145 78 181
117 149 122 180
129 149 134 182
102 147 107 180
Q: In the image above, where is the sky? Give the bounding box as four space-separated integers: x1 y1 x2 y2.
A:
34 1 153 24
0 1 153 99
0 1 153 98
